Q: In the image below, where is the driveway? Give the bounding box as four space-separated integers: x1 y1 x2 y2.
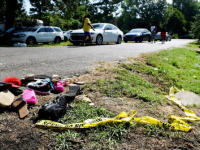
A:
0 39 195 80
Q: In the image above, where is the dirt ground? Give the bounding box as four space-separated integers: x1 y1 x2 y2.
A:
0 61 200 149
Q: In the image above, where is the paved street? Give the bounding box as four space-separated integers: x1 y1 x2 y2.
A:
0 39 195 80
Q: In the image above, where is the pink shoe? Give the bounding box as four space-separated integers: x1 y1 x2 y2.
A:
53 81 64 92
22 89 37 104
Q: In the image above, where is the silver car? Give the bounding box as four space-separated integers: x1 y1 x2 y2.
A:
11 26 64 45
69 23 123 45
155 32 171 41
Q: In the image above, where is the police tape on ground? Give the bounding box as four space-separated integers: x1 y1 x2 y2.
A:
36 87 199 132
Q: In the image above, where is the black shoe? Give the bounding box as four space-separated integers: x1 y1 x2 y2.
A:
27 78 52 94
38 94 73 120
9 87 23 96
0 82 12 91
66 85 82 97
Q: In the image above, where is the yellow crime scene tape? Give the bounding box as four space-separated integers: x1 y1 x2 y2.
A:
36 87 199 132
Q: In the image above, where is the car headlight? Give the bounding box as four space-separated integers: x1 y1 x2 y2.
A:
18 34 26 37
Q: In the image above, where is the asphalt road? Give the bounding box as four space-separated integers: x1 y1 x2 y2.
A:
0 39 195 80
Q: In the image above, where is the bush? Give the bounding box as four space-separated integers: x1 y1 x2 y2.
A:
171 34 179 39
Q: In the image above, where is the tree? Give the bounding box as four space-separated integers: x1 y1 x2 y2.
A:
173 0 199 32
190 14 200 41
0 0 6 22
5 0 24 29
165 7 186 35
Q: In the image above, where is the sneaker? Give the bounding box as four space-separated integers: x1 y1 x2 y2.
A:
27 78 52 94
38 94 73 120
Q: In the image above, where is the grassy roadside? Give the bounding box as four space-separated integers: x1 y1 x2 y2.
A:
42 42 200 149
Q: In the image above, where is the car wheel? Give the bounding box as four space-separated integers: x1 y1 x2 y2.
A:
96 34 103 45
148 37 151 42
6 38 12 45
54 37 61 44
116 36 122 44
27 37 36 45
64 36 68 42
73 43 80 45
139 37 143 42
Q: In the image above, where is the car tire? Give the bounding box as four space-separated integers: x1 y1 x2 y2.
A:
64 36 68 42
116 36 122 44
124 40 127 43
96 34 103 45
73 43 80 45
54 37 61 44
6 38 12 45
148 37 151 42
27 37 36 45
139 37 143 43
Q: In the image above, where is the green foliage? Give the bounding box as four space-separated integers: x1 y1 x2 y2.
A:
171 34 179 39
190 14 200 41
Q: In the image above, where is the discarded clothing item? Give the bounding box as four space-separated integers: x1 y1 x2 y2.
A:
27 78 53 94
51 74 62 83
0 82 12 91
12 98 29 119
53 80 64 92
0 89 15 107
9 87 23 96
66 85 82 97
38 94 74 120
4 77 21 88
22 89 37 104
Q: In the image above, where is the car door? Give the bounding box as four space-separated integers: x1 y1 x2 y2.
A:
36 27 47 42
103 25 112 42
142 29 149 40
110 25 119 42
45 27 55 42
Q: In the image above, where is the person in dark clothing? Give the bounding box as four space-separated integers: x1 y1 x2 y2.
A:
160 25 167 44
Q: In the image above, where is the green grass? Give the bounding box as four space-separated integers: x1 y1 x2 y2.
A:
186 41 200 49
50 41 200 149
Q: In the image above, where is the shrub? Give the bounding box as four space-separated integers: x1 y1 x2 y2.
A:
171 34 179 39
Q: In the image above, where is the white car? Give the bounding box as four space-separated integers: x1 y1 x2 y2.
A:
11 26 64 45
69 23 123 45
63 30 73 42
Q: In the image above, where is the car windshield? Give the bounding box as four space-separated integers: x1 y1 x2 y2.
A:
26 27 39 32
130 29 144 33
92 24 105 29
6 28 15 33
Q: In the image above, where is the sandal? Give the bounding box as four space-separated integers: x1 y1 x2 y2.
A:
66 85 83 97
0 82 12 91
51 74 62 83
12 98 29 118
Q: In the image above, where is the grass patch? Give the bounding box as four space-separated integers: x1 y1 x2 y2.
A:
186 41 200 49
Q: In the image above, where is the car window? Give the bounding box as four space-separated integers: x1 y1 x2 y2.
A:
105 25 111 30
38 28 46 32
110 25 118 30
53 27 62 32
92 24 105 29
46 27 54 32
6 28 15 33
130 29 143 33
27 27 39 32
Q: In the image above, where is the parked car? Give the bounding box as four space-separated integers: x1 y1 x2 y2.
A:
123 28 151 43
155 32 171 41
1 27 30 44
63 30 73 42
69 23 123 45
179 34 195 39
11 26 64 45
0 29 3 38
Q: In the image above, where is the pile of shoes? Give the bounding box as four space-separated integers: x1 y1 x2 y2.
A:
0 73 85 121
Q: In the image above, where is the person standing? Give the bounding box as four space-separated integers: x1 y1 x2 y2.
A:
151 27 157 43
160 24 167 44
82 14 95 46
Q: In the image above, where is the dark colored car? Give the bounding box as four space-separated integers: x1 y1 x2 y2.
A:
1 27 30 44
123 28 151 43
179 34 195 39
155 32 171 41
